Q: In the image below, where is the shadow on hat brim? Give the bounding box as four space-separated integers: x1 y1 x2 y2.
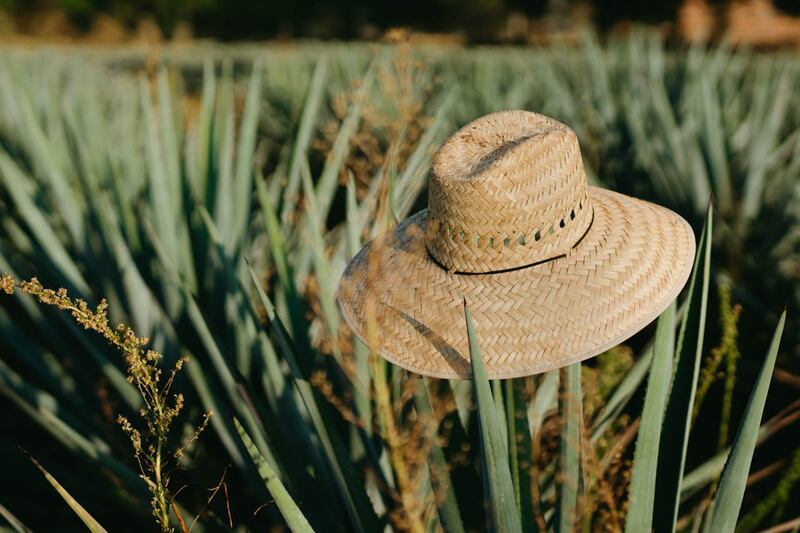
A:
337 187 696 380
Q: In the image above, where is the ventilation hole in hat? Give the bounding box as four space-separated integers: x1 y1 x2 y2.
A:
579 200 583 209
559 219 565 228
503 237 510 247
548 225 554 235
570 209 576 220
518 234 526 245
489 237 494 247
534 230 541 241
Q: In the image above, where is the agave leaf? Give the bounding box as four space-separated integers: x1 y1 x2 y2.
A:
156 68 182 210
11 80 84 244
0 151 90 295
246 265 381 532
653 204 712 531
344 174 371 425
625 302 676 532
233 418 315 533
413 379 466 533
139 76 179 282
464 301 522 533
0 359 148 500
190 60 217 205
255 170 314 370
26 454 108 533
705 311 786 531
145 214 281 477
281 57 329 227
530 370 559 438
556 362 582 533
590 348 652 443
298 159 340 357
591 302 687 444
229 61 262 255
315 63 373 221
505 379 536 532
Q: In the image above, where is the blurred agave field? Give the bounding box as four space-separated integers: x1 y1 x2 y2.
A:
0 34 798 531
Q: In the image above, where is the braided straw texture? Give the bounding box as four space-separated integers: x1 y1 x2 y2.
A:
338 187 695 379
426 111 592 273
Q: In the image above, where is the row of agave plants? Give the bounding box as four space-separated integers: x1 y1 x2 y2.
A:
0 34 797 531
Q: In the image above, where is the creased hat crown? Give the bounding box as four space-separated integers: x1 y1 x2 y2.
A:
425 110 593 273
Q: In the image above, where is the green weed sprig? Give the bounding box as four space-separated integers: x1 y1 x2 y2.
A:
1 275 211 532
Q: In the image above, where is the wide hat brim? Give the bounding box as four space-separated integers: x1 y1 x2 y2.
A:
337 187 695 379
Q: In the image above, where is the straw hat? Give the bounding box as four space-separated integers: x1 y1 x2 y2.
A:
337 111 695 379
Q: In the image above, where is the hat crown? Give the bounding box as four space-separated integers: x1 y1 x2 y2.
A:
425 111 593 273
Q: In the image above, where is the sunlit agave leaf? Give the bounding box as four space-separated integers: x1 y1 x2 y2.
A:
213 92 236 255
653 204 712 531
233 418 314 533
255 172 315 369
697 74 733 214
344 174 370 425
229 61 263 255
156 68 182 210
281 57 329 227
189 60 217 205
705 311 786 531
625 302 676 531
26 454 108 533
139 76 180 282
741 64 795 225
556 362 582 533
299 158 340 358
465 301 523 533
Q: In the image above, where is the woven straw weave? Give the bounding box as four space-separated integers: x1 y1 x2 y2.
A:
338 110 695 379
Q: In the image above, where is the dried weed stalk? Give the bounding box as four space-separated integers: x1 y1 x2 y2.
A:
1 275 211 532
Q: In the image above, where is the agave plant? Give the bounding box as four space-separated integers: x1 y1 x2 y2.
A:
0 38 796 531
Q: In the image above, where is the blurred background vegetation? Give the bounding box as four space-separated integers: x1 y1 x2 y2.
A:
3 0 800 43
